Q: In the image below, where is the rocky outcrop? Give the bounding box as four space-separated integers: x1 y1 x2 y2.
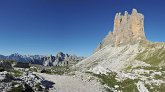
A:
96 9 146 52
0 71 55 92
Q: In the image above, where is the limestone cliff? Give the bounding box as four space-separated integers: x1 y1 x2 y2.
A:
96 9 146 52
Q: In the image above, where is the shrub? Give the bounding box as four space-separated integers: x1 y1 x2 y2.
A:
10 70 23 77
8 85 24 92
41 69 51 74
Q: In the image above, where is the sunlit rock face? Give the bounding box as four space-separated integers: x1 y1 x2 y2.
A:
96 9 146 52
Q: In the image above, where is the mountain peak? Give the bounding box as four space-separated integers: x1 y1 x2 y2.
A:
132 8 138 14
95 9 146 52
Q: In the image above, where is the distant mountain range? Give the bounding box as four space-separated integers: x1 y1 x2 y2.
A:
0 52 84 66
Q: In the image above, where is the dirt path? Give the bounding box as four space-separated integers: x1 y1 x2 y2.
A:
35 72 104 92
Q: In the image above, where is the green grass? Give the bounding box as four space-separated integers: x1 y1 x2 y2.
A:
0 59 16 64
135 46 165 66
91 72 139 92
29 67 37 72
145 83 165 92
35 83 43 91
132 66 159 71
124 65 132 71
51 66 70 75
120 79 139 92
7 85 24 92
93 73 118 88
41 69 52 74
132 66 165 78
154 74 164 80
10 70 23 77
41 66 71 75
0 67 5 72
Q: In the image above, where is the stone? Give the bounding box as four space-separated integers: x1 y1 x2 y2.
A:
95 9 146 52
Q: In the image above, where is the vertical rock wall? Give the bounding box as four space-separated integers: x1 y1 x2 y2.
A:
95 9 146 52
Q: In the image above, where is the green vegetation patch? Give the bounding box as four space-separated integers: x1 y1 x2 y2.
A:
93 72 118 88
7 82 25 92
41 69 52 74
124 65 132 72
10 70 23 77
41 66 71 75
120 78 139 92
8 85 24 92
135 46 165 66
51 66 71 75
0 67 5 72
133 66 159 71
154 74 164 80
91 72 139 92
29 67 37 72
145 83 165 92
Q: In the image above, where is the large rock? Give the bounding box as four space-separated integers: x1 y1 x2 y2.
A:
0 70 55 92
96 9 146 52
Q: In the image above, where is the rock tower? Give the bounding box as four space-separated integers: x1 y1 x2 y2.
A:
96 9 146 51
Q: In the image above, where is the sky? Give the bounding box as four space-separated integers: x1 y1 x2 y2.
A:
0 0 164 56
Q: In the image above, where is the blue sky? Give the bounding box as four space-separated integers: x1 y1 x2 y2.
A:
0 0 164 56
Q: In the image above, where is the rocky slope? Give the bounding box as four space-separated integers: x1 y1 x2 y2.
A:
74 9 165 92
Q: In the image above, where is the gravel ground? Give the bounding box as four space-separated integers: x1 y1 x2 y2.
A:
35 72 104 92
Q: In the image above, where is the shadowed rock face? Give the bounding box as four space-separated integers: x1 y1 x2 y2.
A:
96 9 146 52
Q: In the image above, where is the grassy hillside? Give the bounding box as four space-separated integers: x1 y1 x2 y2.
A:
136 42 165 66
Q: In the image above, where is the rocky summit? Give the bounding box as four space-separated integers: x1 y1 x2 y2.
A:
96 9 146 52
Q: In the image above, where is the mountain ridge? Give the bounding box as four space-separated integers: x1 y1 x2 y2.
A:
0 52 84 66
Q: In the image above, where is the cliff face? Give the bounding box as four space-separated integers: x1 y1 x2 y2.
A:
96 9 146 51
